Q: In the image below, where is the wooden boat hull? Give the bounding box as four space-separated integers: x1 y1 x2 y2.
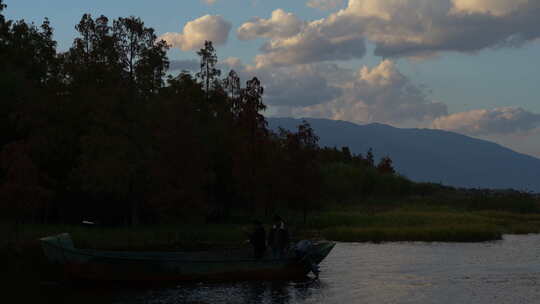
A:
40 233 335 282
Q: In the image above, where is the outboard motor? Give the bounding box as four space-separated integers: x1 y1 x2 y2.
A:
294 240 313 257
294 240 320 277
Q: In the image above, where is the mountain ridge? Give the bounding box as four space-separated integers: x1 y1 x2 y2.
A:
268 117 540 192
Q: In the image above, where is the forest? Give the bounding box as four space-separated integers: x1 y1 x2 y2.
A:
0 1 415 227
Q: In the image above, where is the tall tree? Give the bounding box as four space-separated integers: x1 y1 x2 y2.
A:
65 14 122 88
279 121 322 223
230 77 270 212
134 38 169 98
196 40 220 100
366 148 375 168
239 77 267 134
223 70 241 115
63 14 169 225
113 16 169 99
113 16 146 83
0 0 8 50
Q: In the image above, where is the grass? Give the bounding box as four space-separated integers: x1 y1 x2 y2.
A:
1 222 248 251
3 197 540 250
3 201 540 250
299 203 540 243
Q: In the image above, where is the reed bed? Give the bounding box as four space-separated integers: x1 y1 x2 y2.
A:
302 206 540 242
1 222 247 251
321 225 502 243
2 199 540 248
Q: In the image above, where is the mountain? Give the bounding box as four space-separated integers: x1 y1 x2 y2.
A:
268 117 540 192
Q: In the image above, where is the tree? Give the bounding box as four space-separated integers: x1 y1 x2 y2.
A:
61 14 170 225
279 121 322 223
146 87 210 222
366 148 375 168
321 162 364 204
223 69 241 116
134 38 169 99
0 141 53 223
341 147 352 162
377 156 396 175
1 14 60 150
230 77 270 212
196 40 221 100
113 16 169 99
65 14 124 89
239 77 266 127
223 70 241 100
113 16 146 83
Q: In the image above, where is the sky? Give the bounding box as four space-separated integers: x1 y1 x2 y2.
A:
5 0 540 157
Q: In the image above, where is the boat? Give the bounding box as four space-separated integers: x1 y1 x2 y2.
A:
39 233 335 282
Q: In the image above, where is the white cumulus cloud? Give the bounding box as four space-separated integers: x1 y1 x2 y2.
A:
451 0 531 16
237 9 305 40
160 15 231 51
280 60 448 125
432 107 540 135
253 19 367 67
307 0 344 11
247 0 540 65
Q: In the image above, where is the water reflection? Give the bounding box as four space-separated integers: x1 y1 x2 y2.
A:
117 279 324 304
105 235 540 303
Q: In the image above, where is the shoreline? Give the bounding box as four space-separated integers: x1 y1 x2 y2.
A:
3 209 540 302
3 204 540 297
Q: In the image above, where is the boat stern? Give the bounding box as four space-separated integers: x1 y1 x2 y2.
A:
39 233 74 264
310 241 336 265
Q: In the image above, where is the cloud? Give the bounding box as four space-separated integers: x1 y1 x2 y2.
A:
200 54 540 139
217 58 446 126
344 0 540 58
451 0 531 16
254 20 367 67
251 59 540 138
432 107 540 135
260 64 342 107
278 60 447 125
307 0 344 11
481 130 540 159
248 0 540 65
160 15 231 51
221 58 342 107
237 9 305 40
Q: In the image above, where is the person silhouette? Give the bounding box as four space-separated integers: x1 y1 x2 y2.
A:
268 215 289 259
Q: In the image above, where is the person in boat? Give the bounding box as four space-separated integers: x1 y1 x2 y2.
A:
268 215 289 259
249 220 267 259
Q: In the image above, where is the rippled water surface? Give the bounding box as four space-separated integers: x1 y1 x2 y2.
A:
107 234 540 303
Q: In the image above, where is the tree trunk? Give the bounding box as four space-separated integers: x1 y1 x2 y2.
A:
303 203 308 225
129 179 140 227
131 200 139 227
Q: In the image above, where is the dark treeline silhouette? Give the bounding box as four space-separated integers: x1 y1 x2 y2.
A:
0 3 429 226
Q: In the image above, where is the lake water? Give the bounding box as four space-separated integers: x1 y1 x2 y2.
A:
48 234 540 304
